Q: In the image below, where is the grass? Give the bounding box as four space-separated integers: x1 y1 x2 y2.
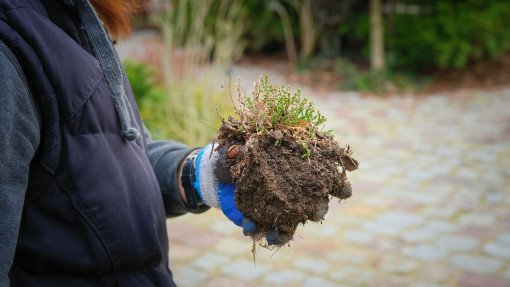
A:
141 0 246 146
221 75 332 157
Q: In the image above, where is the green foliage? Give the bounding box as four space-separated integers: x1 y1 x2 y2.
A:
151 0 243 145
163 76 233 146
252 75 327 130
335 59 385 93
157 0 247 69
390 1 510 70
145 0 288 55
146 0 510 74
335 58 432 94
123 59 168 139
228 76 329 157
298 140 311 158
340 0 510 71
124 59 165 104
124 58 233 144
241 0 290 53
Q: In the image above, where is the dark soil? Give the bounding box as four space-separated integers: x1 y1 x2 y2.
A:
219 126 358 246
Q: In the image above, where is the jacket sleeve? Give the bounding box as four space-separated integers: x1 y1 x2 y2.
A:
143 126 210 217
0 40 41 287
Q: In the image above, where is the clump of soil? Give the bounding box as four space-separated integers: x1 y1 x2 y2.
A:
215 76 358 246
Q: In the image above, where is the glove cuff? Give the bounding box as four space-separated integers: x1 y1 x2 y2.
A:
180 148 202 210
195 144 221 208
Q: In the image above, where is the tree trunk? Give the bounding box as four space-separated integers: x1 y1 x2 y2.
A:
370 0 385 72
269 1 297 66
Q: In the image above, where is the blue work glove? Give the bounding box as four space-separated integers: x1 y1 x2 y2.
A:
193 144 244 226
242 218 293 246
194 144 291 245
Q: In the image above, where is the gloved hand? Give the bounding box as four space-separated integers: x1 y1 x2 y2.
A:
193 144 291 246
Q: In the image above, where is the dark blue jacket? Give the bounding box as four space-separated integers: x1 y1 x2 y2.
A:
0 0 207 285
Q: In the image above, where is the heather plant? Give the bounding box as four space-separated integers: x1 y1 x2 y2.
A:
222 76 333 158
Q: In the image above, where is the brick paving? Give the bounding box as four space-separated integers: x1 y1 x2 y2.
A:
166 68 510 286
117 34 510 286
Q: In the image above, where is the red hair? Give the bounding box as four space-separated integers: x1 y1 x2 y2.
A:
89 0 141 36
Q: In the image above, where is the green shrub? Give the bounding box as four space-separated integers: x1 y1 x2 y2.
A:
163 75 235 146
241 0 290 53
335 58 432 94
389 1 510 70
124 58 235 145
123 59 169 139
341 0 510 71
335 58 385 93
157 0 241 146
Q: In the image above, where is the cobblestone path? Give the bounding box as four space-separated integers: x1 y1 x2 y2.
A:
116 34 510 286
166 65 510 287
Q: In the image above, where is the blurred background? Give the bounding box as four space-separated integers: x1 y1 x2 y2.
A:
116 0 510 286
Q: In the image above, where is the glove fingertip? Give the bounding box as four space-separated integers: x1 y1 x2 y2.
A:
266 231 292 246
229 212 244 227
242 218 258 235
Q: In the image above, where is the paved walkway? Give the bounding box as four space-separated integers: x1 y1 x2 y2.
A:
117 34 510 286
165 66 510 287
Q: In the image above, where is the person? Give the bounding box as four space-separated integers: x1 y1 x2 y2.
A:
0 0 288 286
